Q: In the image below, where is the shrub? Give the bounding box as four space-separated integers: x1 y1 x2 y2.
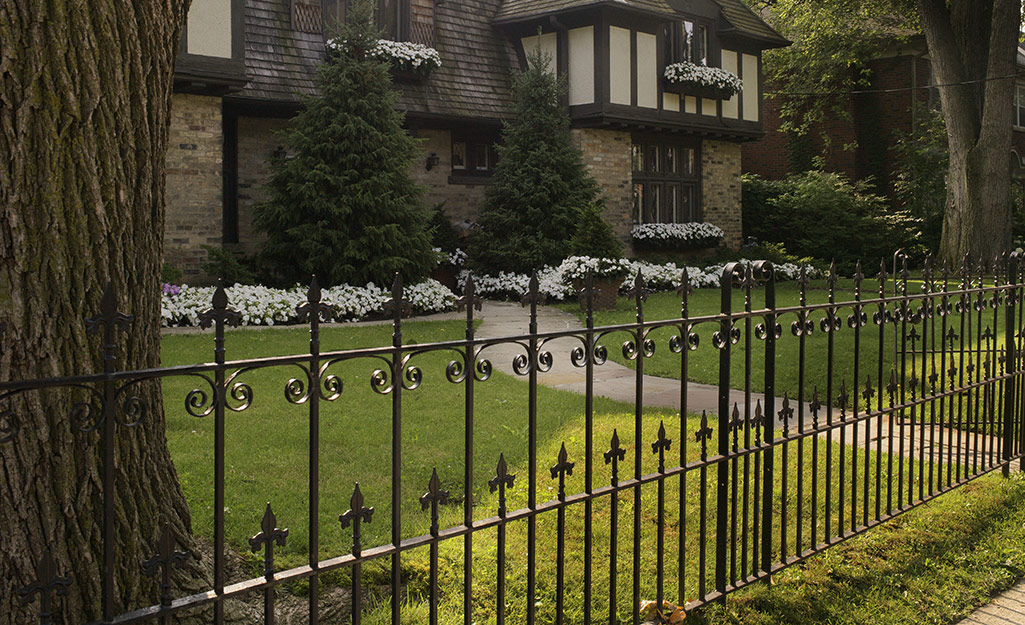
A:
742 171 923 273
429 204 462 253
893 106 947 252
253 0 434 287
201 245 257 286
571 203 623 259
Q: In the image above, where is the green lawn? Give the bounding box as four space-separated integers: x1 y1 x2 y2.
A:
558 279 1006 410
161 319 1025 625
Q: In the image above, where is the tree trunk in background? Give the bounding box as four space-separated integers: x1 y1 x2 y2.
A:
0 1 204 623
917 0 1020 264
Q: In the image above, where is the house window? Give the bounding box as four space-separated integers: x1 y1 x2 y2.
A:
632 138 700 224
293 0 324 34
683 21 707 65
1015 83 1025 129
451 132 499 179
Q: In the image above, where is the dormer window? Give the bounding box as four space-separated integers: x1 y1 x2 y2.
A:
663 19 709 66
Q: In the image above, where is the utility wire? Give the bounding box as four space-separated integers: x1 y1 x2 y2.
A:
766 71 1023 97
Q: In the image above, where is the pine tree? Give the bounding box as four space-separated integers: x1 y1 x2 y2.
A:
254 0 434 287
469 45 603 275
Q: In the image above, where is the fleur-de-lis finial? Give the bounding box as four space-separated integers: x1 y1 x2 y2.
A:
696 411 713 459
837 380 849 418
862 376 874 406
296 275 335 323
778 392 794 434
420 468 449 536
853 260 864 285
729 403 743 434
627 270 648 305
826 260 839 290
17 552 70 625
810 387 822 426
550 442 575 500
340 483 374 555
457 274 483 313
677 269 694 300
143 524 190 607
605 429 626 485
651 420 672 471
383 273 412 321
199 279 242 329
579 270 599 312
886 369 899 403
249 503 288 580
520 271 545 307
85 281 133 335
489 453 516 517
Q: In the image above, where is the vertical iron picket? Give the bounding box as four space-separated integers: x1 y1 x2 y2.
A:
716 263 738 595
759 261 776 575
1005 255 1018 476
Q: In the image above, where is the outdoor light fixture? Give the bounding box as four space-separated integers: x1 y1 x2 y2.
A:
425 152 440 171
272 145 287 160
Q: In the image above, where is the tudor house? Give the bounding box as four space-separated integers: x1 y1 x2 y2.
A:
166 0 787 279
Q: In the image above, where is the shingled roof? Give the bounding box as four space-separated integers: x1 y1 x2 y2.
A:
493 0 787 48
233 0 518 121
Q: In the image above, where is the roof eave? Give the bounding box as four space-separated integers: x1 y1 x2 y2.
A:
492 0 672 26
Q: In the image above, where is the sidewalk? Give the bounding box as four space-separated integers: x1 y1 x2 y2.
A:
955 582 1025 625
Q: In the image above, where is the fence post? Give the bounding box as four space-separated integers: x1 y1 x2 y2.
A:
1005 255 1018 477
716 263 739 599
758 261 776 579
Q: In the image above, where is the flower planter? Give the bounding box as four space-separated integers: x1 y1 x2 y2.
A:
576 277 623 311
662 79 732 100
430 264 458 291
391 67 430 83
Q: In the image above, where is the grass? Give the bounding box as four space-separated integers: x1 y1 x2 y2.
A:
557 279 1008 410
161 319 1025 624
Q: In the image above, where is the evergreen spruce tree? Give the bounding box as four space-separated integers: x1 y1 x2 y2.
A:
254 0 434 286
469 45 604 275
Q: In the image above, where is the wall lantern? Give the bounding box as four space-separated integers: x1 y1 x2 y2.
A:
425 152 441 171
272 145 288 160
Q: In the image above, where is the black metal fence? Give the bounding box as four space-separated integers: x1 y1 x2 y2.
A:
5 255 1025 624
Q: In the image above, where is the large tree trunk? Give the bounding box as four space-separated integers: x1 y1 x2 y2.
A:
917 0 1020 263
0 1 205 622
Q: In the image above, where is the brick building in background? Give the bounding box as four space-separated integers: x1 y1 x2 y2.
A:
168 0 787 280
744 37 1025 208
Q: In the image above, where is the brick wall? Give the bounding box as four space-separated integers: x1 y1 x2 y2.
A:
408 129 488 229
743 53 932 206
702 140 742 249
571 128 633 247
235 116 291 258
165 93 223 281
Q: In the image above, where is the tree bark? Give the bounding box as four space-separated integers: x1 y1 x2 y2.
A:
917 0 1020 263
0 1 206 623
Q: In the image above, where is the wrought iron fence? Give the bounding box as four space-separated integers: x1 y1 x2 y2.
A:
5 255 1025 625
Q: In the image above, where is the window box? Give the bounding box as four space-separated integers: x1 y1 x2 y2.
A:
663 62 742 100
662 79 731 100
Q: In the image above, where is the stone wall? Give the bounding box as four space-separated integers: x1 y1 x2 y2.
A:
701 140 742 249
235 116 291 257
571 128 633 247
165 93 223 281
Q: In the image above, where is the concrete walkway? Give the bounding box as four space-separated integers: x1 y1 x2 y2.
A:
956 582 1025 625
475 301 1002 465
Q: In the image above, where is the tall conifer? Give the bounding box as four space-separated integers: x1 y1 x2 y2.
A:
254 0 433 286
469 45 603 274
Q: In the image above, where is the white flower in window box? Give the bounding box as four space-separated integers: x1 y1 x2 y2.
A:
329 37 441 80
631 222 725 250
663 62 742 99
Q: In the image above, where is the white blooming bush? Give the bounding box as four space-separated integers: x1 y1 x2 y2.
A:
456 256 818 302
631 222 725 250
433 247 468 268
663 62 743 97
328 38 441 73
161 279 456 327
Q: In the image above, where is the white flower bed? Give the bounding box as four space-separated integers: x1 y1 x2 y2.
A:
631 222 725 249
161 279 456 327
328 37 441 72
457 256 818 301
664 61 743 97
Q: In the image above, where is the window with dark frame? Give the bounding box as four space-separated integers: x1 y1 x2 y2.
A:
632 137 700 224
451 133 499 178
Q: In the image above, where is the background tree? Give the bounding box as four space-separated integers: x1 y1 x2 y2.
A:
254 0 434 287
469 46 604 274
915 0 1021 261
0 0 210 622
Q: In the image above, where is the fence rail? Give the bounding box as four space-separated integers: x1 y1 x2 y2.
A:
4 254 1025 625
